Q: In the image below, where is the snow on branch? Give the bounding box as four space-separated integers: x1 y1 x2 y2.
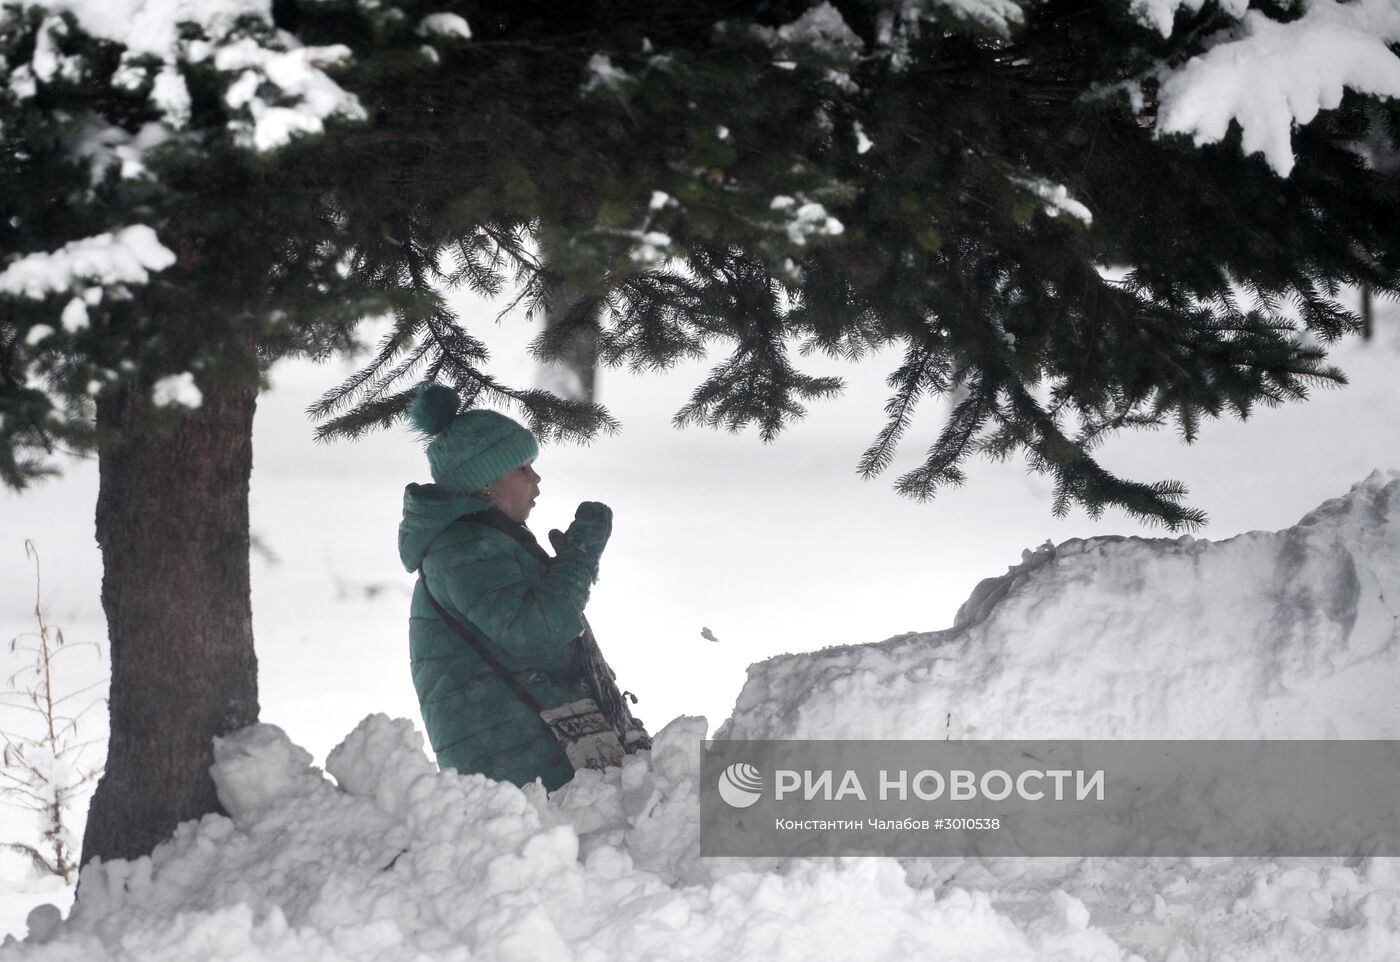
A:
583 53 631 93
416 13 472 40
13 1 367 155
1154 0 1400 176
35 0 268 56
0 226 175 300
872 0 1398 178
214 40 366 152
884 0 1026 40
770 195 846 245
1127 0 1248 39
756 2 866 58
1014 177 1093 226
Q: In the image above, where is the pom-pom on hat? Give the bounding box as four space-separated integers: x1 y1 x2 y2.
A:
409 383 538 494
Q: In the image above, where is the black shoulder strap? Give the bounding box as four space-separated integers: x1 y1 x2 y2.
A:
447 506 646 747
467 508 642 744
469 507 551 563
416 570 545 715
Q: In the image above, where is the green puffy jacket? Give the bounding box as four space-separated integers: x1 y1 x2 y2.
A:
398 483 595 791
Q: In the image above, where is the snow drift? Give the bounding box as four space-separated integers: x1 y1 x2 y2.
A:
6 472 1400 961
721 469 1400 742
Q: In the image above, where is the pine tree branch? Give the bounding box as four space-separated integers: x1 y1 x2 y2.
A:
857 341 941 478
893 383 995 498
306 313 423 422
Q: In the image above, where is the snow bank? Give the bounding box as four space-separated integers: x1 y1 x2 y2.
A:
3 716 1130 962
720 469 1400 742
6 472 1400 960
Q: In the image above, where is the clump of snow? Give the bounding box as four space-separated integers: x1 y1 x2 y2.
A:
59 298 88 332
151 373 202 408
1014 177 1093 226
33 0 270 59
212 723 323 820
69 120 171 183
109 57 147 92
19 907 59 946
853 121 874 154
0 226 175 300
1154 0 1400 176
910 0 1026 37
11 1 367 155
323 714 435 816
31 15 83 84
628 231 672 266
1128 0 1248 38
583 53 629 93
415 13 471 40
758 2 865 61
8 63 38 100
769 196 845 245
149 64 191 128
949 0 1025 33
215 40 366 152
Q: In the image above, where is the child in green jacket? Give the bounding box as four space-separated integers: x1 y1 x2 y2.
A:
397 382 625 790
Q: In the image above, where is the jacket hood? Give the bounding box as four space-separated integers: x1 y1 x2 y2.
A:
398 483 492 572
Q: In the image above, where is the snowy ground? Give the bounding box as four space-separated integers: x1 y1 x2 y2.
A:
3 293 1400 955
4 470 1400 960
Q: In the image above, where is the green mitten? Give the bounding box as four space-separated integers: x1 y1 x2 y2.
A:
554 501 612 571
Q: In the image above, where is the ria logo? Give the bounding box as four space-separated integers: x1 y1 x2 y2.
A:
718 762 764 808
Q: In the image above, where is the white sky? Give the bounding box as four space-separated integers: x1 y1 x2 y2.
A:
2 289 1398 759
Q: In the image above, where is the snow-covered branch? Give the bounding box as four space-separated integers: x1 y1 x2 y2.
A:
1154 0 1400 175
0 226 175 325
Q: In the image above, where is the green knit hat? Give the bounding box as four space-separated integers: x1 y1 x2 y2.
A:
408 383 538 493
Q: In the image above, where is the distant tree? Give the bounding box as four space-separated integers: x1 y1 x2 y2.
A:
2 0 1398 865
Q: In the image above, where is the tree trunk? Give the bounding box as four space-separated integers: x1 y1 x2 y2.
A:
1361 284 1374 341
540 271 600 403
82 375 260 866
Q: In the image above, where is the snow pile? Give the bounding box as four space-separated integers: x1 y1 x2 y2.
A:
7 472 1400 960
722 470 1400 742
3 716 1133 962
